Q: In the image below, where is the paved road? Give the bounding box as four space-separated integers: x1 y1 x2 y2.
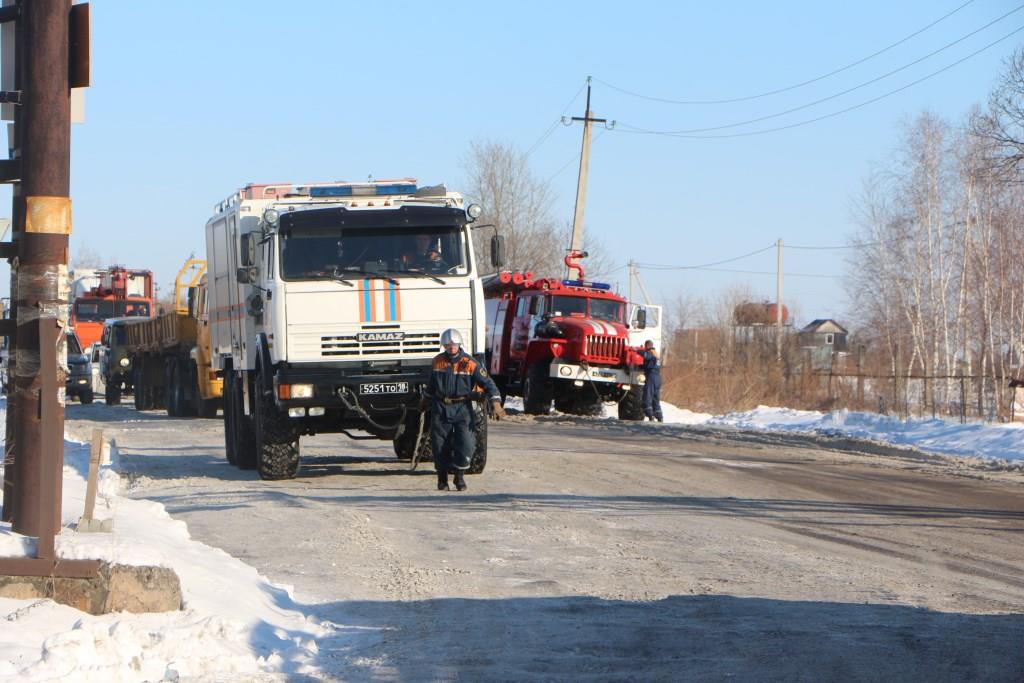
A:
66 402 1024 682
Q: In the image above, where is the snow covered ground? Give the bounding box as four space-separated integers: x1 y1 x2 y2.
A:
0 398 1021 680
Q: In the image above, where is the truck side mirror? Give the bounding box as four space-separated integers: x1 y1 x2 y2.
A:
240 233 256 267
490 235 506 268
636 308 647 330
236 266 257 284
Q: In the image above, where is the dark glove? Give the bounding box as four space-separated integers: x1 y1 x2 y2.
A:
491 399 507 421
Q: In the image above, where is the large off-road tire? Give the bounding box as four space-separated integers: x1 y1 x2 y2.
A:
224 367 257 468
556 393 603 417
618 385 645 421
105 381 121 406
522 362 553 415
393 412 426 461
254 369 300 480
468 403 488 474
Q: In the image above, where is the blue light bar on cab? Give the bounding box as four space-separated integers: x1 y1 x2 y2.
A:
310 183 417 198
562 279 611 290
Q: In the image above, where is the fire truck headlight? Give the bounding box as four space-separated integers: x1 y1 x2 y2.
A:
559 366 572 377
119 358 130 368
263 208 280 226
466 204 482 222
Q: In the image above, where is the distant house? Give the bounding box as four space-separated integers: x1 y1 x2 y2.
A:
799 319 849 369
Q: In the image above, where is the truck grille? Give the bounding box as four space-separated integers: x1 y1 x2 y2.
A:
583 334 624 363
320 332 440 357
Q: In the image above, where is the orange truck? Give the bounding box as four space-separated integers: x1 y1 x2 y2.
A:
71 266 154 348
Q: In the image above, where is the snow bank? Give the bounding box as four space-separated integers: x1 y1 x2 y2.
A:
704 405 1024 465
0 400 333 682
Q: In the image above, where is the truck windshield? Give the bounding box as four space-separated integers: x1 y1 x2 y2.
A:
279 225 468 281
549 296 588 316
590 299 624 324
74 300 150 321
66 333 83 355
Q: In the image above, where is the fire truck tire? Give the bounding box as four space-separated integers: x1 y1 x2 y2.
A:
523 363 553 415
557 394 602 416
105 382 121 406
618 385 645 421
254 373 300 480
468 405 487 474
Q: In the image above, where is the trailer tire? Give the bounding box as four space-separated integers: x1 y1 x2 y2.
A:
133 365 146 410
254 369 300 480
523 362 553 415
617 385 645 421
468 403 487 474
165 359 180 417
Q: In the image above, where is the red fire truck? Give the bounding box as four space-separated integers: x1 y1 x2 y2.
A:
71 267 154 348
483 255 649 419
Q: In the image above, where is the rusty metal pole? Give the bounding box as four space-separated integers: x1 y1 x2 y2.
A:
10 0 71 536
1 0 24 524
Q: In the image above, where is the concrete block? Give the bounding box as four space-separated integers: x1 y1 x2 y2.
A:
0 562 182 614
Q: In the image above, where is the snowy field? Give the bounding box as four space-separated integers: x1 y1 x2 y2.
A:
0 398 1022 680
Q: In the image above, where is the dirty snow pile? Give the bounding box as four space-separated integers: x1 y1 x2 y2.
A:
0 402 333 682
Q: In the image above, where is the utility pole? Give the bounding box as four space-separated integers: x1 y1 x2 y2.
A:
776 238 784 360
10 0 73 535
564 77 612 278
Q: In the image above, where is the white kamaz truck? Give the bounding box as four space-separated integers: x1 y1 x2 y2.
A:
205 179 503 480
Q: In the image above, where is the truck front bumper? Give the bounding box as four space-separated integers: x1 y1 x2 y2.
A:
548 361 642 386
272 362 432 413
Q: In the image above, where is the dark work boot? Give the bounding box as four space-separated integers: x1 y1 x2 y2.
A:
437 471 449 491
453 470 467 491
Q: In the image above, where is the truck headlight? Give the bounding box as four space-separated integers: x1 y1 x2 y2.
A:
119 358 130 368
559 366 573 377
278 383 314 399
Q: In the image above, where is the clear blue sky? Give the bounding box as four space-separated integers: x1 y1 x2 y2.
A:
1 0 1019 328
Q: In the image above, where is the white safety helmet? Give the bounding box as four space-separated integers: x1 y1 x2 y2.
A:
440 328 464 347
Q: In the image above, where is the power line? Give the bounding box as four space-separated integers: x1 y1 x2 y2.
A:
546 128 608 183
613 23 1024 139
788 219 973 250
636 243 776 270
594 0 977 105
636 264 843 279
617 5 1023 136
523 80 590 161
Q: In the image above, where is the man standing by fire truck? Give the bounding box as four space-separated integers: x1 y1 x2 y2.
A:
642 339 664 422
428 329 506 491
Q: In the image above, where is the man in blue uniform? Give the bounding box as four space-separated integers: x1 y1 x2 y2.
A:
641 339 663 422
427 328 505 491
